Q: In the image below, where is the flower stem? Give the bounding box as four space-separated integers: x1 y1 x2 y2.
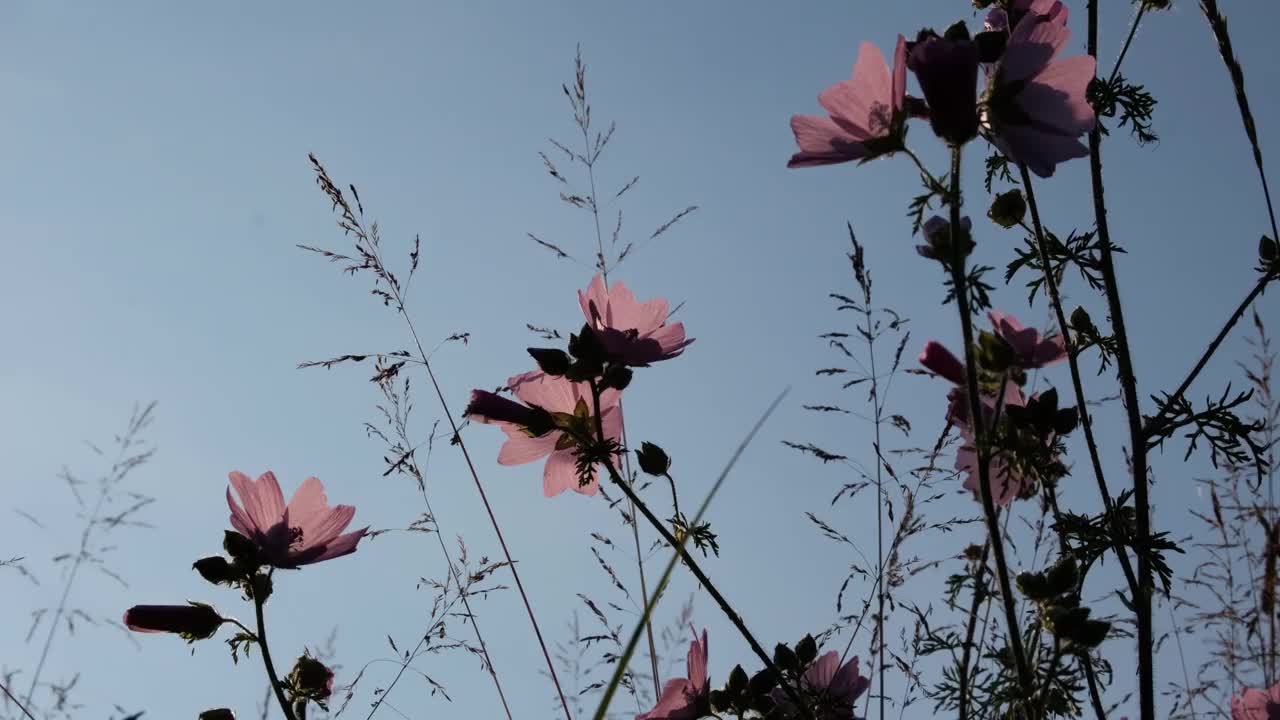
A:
253 584 299 720
1018 166 1139 597
1 680 37 720
957 538 993 720
586 383 813 719
944 145 1034 694
1086 6 1153 717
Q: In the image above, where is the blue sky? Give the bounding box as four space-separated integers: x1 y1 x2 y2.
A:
2 1 1279 718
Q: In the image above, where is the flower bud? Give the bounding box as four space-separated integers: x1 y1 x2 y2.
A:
636 442 671 476
198 710 236 720
123 602 225 641
288 654 335 703
193 556 237 586
977 330 1015 373
1260 235 1277 267
917 216 975 262
223 530 260 566
601 364 633 391
568 323 608 367
907 27 980 146
1070 306 1096 335
527 348 571 376
987 189 1027 229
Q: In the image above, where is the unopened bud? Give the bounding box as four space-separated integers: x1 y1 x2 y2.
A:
199 710 236 720
988 189 1027 229
527 348 571 376
193 556 236 586
288 654 335 702
602 364 633 391
636 442 671 476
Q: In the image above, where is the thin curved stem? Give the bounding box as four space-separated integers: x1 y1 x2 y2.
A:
586 382 813 719
254 585 299 720
1 680 36 720
945 145 1033 693
379 241 571 719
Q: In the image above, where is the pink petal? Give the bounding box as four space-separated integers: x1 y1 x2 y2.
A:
892 35 907 113
227 485 257 536
803 651 840 689
285 477 330 529
1002 14 1071 84
496 425 558 465
687 628 708 688
508 371 575 413
544 449 595 497
637 678 692 720
306 527 367 564
298 504 356 550
1020 55 1098 136
993 125 1088 178
253 472 287 527
228 471 270 532
577 274 609 326
788 115 866 167
819 42 891 133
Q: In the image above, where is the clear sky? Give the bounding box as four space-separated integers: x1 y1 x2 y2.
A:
3 1 1279 718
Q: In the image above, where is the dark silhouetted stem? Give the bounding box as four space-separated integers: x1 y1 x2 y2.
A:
958 539 993 720
1087 6 1154 718
1 680 36 720
945 145 1033 694
1018 167 1139 597
586 383 812 719
254 588 299 720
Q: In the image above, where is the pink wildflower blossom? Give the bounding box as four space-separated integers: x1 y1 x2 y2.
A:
788 36 907 168
226 471 367 569
467 371 621 497
772 651 870 718
984 0 1096 177
956 426 1030 507
637 628 709 720
579 275 693 366
988 310 1067 368
1232 681 1280 720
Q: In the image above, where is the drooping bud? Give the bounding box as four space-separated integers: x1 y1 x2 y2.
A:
193 556 237 586
123 602 225 641
198 710 236 720
527 348 571 376
1070 306 1096 335
636 442 671 476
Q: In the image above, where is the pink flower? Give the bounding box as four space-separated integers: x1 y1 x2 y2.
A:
467 371 621 497
956 426 1029 507
920 341 966 385
986 0 1069 34
919 339 1024 430
773 651 870 718
1232 682 1280 720
226 472 367 569
988 311 1067 368
637 628 709 720
578 275 693 367
788 36 907 168
984 0 1096 177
